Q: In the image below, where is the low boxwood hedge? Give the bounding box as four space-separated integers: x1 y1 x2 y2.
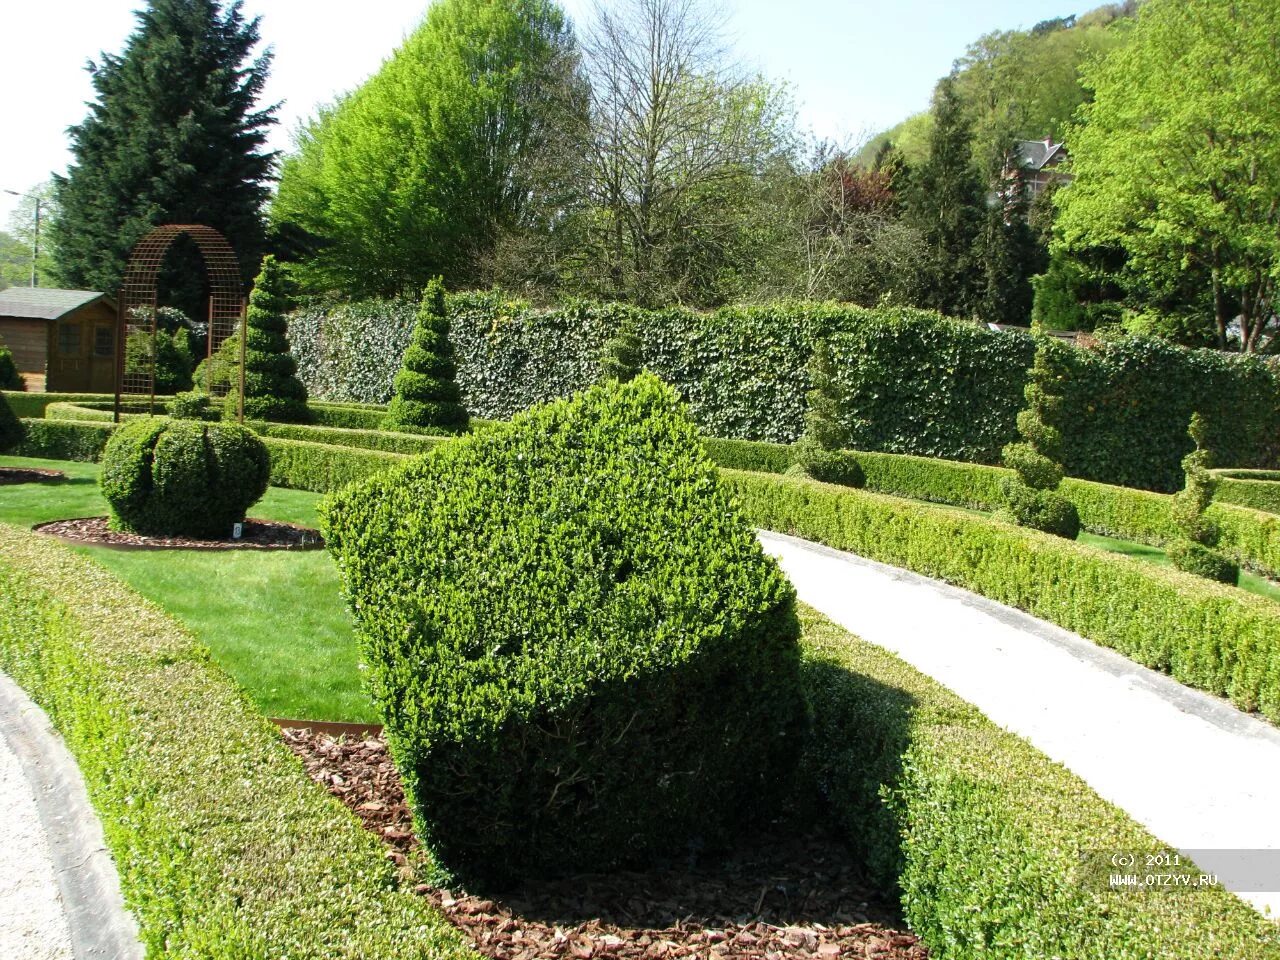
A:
263 436 408 494
726 469 1280 723
13 418 115 461
309 401 390 431
0 524 474 960
321 376 807 888
1 390 116 419
798 607 1280 958
252 421 447 456
1214 470 1280 515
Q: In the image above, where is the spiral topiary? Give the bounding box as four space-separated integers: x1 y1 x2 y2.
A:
1169 413 1238 583
785 339 864 488
226 256 309 423
386 278 469 434
600 315 642 383
100 418 270 538
996 336 1080 539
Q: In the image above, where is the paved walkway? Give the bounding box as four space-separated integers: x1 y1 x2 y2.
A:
0 672 142 960
759 530 1280 919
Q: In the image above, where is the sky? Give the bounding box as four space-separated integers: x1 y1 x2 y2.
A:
0 0 1099 228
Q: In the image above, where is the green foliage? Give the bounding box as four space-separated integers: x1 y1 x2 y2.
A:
786 340 863 486
600 315 642 383
1212 471 1280 515
0 341 22 390
230 257 308 422
321 376 805 887
386 280 468 433
272 0 580 296
0 527 472 959
726 469 1280 723
194 334 240 397
11 419 115 462
998 338 1080 537
125 328 195 394
1055 0 1280 352
100 419 270 538
168 391 215 421
50 0 274 301
798 608 1280 959
262 437 406 495
1170 413 1239 582
253 422 446 457
0 390 24 453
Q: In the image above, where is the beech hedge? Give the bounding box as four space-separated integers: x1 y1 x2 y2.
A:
0 525 473 959
321 377 806 887
726 469 1280 723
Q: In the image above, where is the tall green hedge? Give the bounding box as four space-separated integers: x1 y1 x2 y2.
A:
288 296 1280 491
321 376 806 888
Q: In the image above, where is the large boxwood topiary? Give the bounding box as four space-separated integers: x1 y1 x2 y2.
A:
385 279 468 434
100 419 270 538
321 374 806 888
229 256 309 422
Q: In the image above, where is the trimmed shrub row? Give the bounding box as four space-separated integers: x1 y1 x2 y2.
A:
12 418 115 461
290 297 1280 490
798 607 1280 958
2 391 116 419
0 524 473 959
252 421 447 456
1214 470 1280 515
725 469 1280 723
262 436 407 494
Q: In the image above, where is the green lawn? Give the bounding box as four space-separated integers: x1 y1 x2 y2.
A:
0 456 375 723
4 454 1278 725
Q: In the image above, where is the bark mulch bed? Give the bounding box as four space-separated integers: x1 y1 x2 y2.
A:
281 727 928 960
34 516 324 551
0 467 66 485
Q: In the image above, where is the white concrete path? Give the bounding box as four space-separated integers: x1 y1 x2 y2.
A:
759 529 1280 919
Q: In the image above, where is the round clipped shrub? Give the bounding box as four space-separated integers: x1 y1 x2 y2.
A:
100 419 270 538
167 391 215 421
228 256 309 422
386 278 468 434
1167 540 1239 584
998 483 1081 540
0 389 24 452
786 438 866 488
321 374 806 888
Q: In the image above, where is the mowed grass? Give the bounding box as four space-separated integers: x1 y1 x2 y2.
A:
0 455 375 723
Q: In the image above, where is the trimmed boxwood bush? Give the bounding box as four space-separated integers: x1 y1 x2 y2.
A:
1214 470 1280 515
0 388 23 452
100 419 270 538
231 256 309 422
263 437 407 494
321 375 806 887
0 341 23 390
386 280 468 434
1169 414 1238 583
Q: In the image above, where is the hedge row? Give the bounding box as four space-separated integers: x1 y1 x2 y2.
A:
798 607 1280 958
252 421 447 456
3 391 116 419
261 436 408 494
288 297 1280 491
725 470 1280 723
13 418 116 461
1214 471 1280 515
0 525 473 959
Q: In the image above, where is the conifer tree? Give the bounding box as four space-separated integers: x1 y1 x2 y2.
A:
997 337 1080 537
229 256 308 422
786 339 863 487
1168 413 1239 583
907 75 986 317
387 279 469 434
980 138 1041 325
50 0 276 305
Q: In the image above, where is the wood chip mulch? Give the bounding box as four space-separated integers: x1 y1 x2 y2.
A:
33 515 324 551
0 467 66 485
281 728 929 960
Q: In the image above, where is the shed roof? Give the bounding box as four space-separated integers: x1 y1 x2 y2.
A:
0 287 111 321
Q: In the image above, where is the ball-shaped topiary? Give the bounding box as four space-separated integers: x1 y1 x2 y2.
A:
100 418 270 538
386 278 468 433
0 389 24 453
227 256 309 423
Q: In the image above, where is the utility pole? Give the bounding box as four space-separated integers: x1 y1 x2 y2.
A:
2 189 44 287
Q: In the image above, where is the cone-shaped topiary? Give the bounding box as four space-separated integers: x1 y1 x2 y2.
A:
1169 413 1238 583
600 314 642 383
997 336 1080 538
100 418 270 538
226 256 309 422
786 339 864 487
321 374 806 888
0 389 24 453
386 278 468 434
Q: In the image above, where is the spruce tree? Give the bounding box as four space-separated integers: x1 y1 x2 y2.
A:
50 0 276 308
1168 414 1239 583
229 256 308 422
386 279 469 434
908 75 985 318
997 337 1080 538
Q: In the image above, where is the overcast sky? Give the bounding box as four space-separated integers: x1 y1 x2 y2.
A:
0 0 1096 228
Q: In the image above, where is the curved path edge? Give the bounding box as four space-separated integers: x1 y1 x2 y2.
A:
757 529 1280 919
0 670 143 959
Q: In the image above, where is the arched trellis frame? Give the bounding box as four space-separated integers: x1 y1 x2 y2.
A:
114 224 247 422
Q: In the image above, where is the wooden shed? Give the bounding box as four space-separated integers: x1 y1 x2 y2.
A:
0 288 117 393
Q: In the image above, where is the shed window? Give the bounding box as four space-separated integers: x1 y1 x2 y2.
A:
58 323 82 357
94 326 114 357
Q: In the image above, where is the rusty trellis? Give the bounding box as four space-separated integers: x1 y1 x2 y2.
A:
115 224 246 420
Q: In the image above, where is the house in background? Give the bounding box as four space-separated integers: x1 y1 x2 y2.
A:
0 287 117 393
1012 138 1071 198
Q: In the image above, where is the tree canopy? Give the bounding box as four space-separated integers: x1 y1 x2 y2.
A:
1054 0 1280 351
50 0 276 302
